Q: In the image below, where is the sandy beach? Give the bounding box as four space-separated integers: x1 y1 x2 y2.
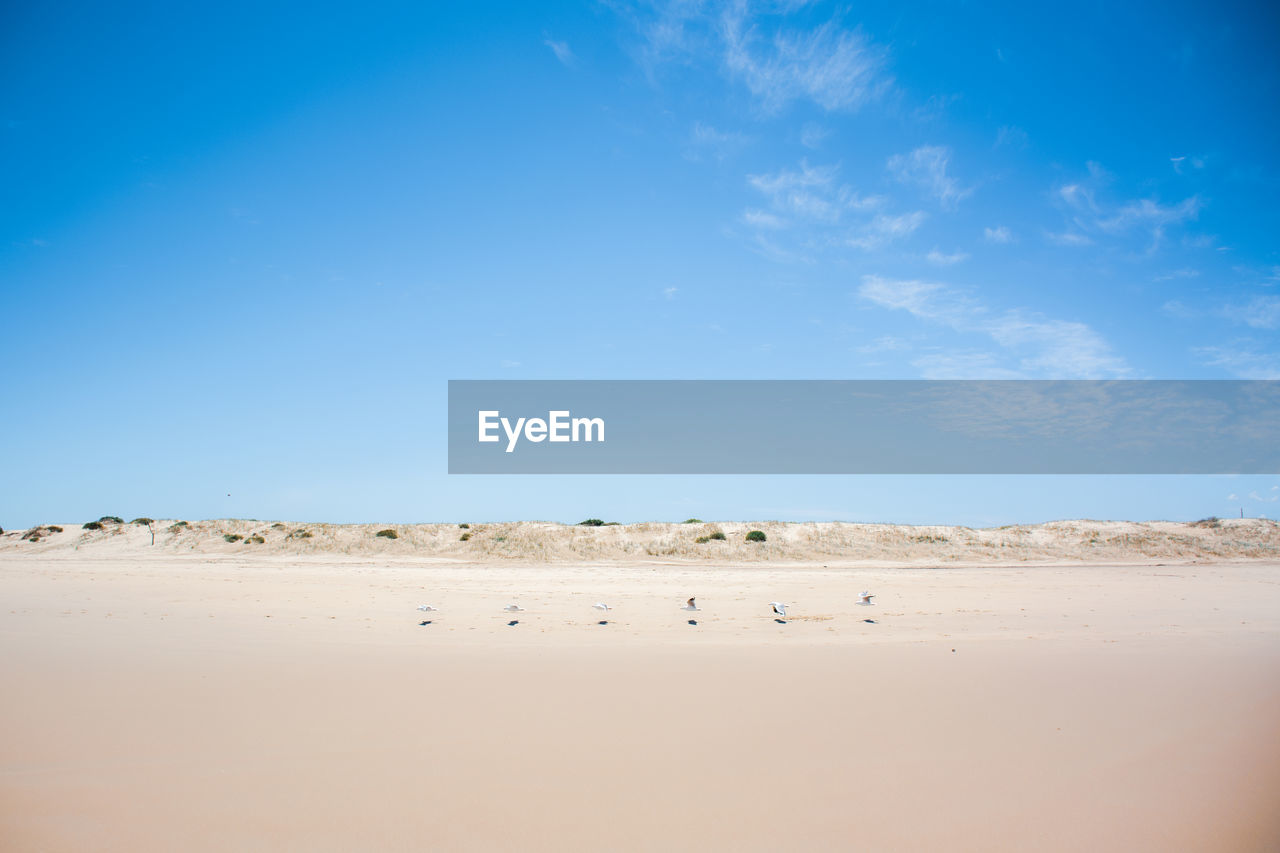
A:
2 521 1279 850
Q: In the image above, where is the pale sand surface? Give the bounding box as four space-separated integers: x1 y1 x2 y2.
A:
2 544 1279 850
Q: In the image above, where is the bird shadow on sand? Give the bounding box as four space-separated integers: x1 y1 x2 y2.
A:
774 618 787 624
597 620 609 626
863 618 877 624
687 619 698 626
507 620 520 627
419 620 433 626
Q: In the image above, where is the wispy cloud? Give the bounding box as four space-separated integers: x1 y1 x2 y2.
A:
663 286 679 299
857 275 1130 378
685 121 749 160
739 160 921 259
1194 342 1280 378
722 10 890 113
799 122 829 149
618 3 891 113
543 37 575 67
1220 295 1280 330
887 145 970 209
983 225 1014 244
1052 163 1201 252
926 248 969 266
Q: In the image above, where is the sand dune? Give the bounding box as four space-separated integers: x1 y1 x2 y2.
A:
5 516 1279 563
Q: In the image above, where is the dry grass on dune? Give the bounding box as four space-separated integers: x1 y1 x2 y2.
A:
3 516 1279 563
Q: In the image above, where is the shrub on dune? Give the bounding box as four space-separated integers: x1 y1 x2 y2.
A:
83 521 103 531
99 516 124 524
224 534 243 543
578 518 605 526
746 530 767 543
375 529 398 539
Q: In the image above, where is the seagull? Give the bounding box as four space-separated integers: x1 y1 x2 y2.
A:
770 602 788 617
503 604 525 612
592 602 611 612
682 597 699 611
858 591 876 606
416 604 438 612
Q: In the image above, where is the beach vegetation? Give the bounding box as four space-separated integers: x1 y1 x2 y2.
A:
694 536 710 544
246 535 265 544
745 530 767 542
131 517 154 525
223 533 243 542
708 530 726 541
579 518 605 526
375 529 399 539
270 522 286 530
458 523 470 529
99 516 124 524
287 528 313 540
683 518 704 524
83 521 103 530
460 532 471 541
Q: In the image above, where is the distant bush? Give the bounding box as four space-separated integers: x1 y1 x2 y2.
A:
131 517 154 526
460 532 471 541
458 523 470 529
287 528 313 540
224 533 243 543
604 521 620 526
167 521 189 533
83 521 103 531
494 535 507 542
47 525 63 533
270 523 286 530
708 530 726 541
246 535 265 544
579 519 605 526
1192 517 1221 528
694 536 710 544
375 529 398 539
99 516 124 524
683 518 704 524
745 530 767 543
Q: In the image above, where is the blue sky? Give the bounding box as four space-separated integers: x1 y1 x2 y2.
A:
2 0 1278 527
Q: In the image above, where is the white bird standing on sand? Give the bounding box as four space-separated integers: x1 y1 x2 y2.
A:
682 597 699 611
417 604 438 612
504 604 525 612
858 591 876 606
770 602 789 617
592 602 611 612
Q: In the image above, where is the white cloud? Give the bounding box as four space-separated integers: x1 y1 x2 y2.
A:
1194 343 1280 378
686 121 749 160
722 12 890 113
983 225 1013 244
663 286 678 299
799 122 829 149
887 145 970 208
1152 268 1199 282
1046 230 1093 247
926 248 968 266
1248 490 1279 503
857 275 1130 378
845 211 926 250
742 208 786 229
1220 295 1280 330
544 37 575 67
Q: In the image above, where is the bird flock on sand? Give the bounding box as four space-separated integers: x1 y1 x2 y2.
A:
415 592 877 624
